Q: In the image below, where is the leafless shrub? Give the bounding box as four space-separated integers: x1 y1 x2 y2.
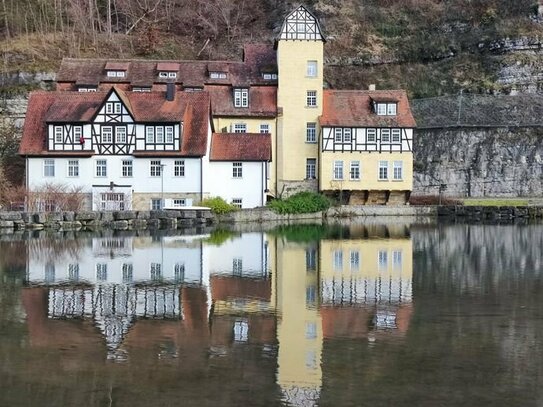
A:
26 183 87 212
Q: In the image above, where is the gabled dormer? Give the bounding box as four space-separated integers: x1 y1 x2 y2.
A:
93 88 134 124
157 62 180 79
278 5 325 41
208 62 228 80
371 97 398 116
105 61 129 78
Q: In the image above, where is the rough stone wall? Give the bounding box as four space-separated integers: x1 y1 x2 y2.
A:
278 179 319 198
414 127 543 198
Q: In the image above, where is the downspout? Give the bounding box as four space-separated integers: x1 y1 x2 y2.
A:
25 156 29 211
200 157 203 202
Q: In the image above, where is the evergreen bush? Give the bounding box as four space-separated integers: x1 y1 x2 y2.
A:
268 192 330 214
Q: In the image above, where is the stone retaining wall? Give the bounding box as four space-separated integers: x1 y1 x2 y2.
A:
0 209 214 231
437 205 543 220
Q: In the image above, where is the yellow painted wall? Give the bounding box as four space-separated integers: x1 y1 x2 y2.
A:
275 240 322 390
276 40 323 186
319 152 413 191
213 117 277 196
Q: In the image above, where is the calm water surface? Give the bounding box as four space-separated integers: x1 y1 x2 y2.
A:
1 221 543 407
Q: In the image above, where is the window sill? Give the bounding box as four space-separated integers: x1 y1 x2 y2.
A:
306 105 318 109
306 141 317 144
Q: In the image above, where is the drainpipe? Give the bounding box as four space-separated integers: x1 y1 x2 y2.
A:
200 157 203 202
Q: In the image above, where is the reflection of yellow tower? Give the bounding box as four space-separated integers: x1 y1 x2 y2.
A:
276 6 325 196
274 237 322 406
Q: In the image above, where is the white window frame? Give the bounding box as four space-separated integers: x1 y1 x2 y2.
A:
393 161 403 180
344 128 352 143
378 250 388 270
96 263 108 281
54 126 63 143
151 198 162 210
378 160 388 180
156 127 164 143
350 251 360 271
210 72 227 79
334 128 343 142
233 123 247 133
234 88 249 108
150 262 162 281
232 162 243 178
260 124 270 134
306 158 316 180
174 160 185 177
306 60 318 77
96 159 107 177
306 122 316 143
392 128 401 143
150 160 162 177
172 198 186 207
158 72 169 78
387 103 397 115
122 160 133 177
165 126 174 143
105 103 113 114
44 159 55 177
393 250 403 269
367 128 377 143
333 160 343 180
381 129 391 143
114 102 122 114
102 126 113 143
350 161 360 180
73 126 82 141
67 160 79 177
146 127 154 143
122 263 133 283
376 103 387 116
233 258 243 275
333 250 343 271
307 90 317 107
133 87 151 92
232 198 243 208
116 126 127 143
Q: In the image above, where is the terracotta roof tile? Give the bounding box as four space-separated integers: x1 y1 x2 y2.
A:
320 90 417 128
156 62 180 71
20 90 210 157
208 85 277 117
105 61 129 70
210 133 271 161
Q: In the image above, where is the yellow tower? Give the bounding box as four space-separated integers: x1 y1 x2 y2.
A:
276 6 325 197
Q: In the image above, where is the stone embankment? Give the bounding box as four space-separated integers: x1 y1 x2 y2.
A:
0 209 214 231
437 205 543 221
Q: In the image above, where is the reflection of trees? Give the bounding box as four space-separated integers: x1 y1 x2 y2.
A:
27 234 88 264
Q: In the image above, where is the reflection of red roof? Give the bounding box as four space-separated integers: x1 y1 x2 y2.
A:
20 89 210 157
320 90 416 128
210 275 271 301
210 133 271 162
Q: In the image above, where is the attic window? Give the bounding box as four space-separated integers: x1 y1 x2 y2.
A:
210 71 227 79
133 87 151 92
234 88 249 108
375 102 397 116
78 87 97 92
106 71 125 78
262 73 277 80
159 72 177 79
184 87 203 92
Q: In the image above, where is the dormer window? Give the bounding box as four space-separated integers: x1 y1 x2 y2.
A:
78 86 97 92
106 71 125 78
375 102 397 116
133 86 151 92
159 71 177 79
234 88 249 108
210 71 227 79
262 73 278 80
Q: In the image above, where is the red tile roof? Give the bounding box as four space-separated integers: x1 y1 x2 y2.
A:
208 85 277 117
105 61 129 71
156 62 180 71
20 90 211 157
210 133 271 161
320 90 417 128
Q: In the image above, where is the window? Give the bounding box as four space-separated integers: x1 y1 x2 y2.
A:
78 87 97 92
150 263 162 281
307 60 318 77
393 161 403 180
234 319 249 342
174 263 185 282
232 162 242 178
378 161 388 180
392 129 401 143
173 198 186 207
156 127 164 143
306 158 316 179
262 73 277 80
306 122 316 143
306 285 317 306
68 160 79 177
350 161 360 180
333 250 343 271
344 128 352 143
165 126 174 143
378 250 388 270
334 128 342 142
233 258 243 276
105 102 121 114
44 159 55 177
260 124 270 134
114 102 122 114
102 126 112 143
234 88 249 107
233 123 247 133
45 263 55 283
106 70 125 77
122 160 133 177
381 129 391 143
100 193 125 211
307 90 317 107
232 198 243 208
73 126 82 142
96 263 108 281
133 87 151 92
68 264 79 281
367 128 377 143
159 71 177 78
96 159 107 177
54 126 63 143
116 126 127 143
146 127 154 143
122 263 133 283
150 160 162 177
174 160 185 177
333 160 343 180
376 103 387 115
209 71 227 79
393 250 403 270
387 103 397 115
151 198 162 210
306 248 317 271
306 322 317 339
350 251 360 271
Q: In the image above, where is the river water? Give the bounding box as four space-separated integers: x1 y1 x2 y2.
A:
1 220 543 407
